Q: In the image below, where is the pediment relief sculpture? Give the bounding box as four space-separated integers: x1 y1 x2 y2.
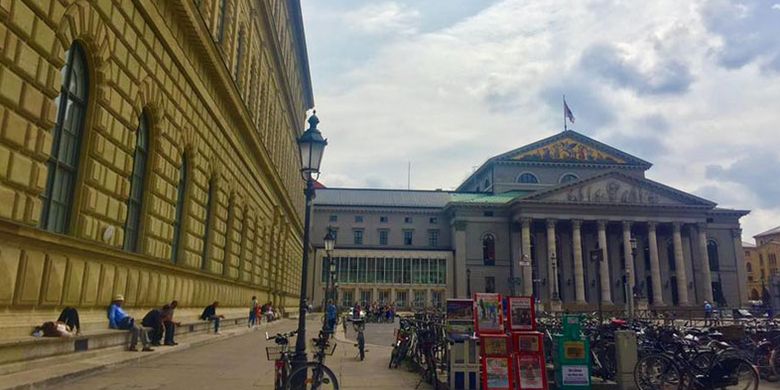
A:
511 138 626 164
543 179 680 205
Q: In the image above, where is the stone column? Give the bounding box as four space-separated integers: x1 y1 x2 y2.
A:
354 287 360 305
521 218 533 296
732 228 748 305
598 221 612 303
672 223 690 305
622 222 636 295
373 287 379 305
426 289 432 306
697 223 714 302
546 219 558 301
572 219 586 304
647 222 664 305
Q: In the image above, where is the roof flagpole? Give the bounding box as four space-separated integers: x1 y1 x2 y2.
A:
563 94 567 131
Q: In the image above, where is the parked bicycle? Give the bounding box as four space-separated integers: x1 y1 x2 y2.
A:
285 330 339 390
266 330 297 390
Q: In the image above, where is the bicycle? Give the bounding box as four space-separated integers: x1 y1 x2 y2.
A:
285 330 340 390
266 330 297 390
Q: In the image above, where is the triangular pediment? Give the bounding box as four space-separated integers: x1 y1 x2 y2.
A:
521 172 716 207
496 130 651 167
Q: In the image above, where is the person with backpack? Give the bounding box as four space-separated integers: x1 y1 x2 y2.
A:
108 295 153 352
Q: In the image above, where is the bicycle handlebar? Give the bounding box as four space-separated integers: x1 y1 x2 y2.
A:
265 330 298 341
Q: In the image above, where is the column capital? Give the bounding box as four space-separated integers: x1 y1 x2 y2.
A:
454 220 467 231
697 222 708 230
597 220 607 230
731 228 743 238
546 219 557 229
622 221 632 230
521 217 532 227
647 221 658 230
672 222 682 233
571 219 583 229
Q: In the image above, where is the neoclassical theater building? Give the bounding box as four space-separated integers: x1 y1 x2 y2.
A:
0 0 311 338
309 130 749 310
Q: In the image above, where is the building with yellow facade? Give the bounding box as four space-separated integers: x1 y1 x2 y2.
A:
745 226 780 300
0 0 312 339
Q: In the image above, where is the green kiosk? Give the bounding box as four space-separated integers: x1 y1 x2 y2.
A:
554 315 591 388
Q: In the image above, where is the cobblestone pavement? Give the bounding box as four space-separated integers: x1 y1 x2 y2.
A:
50 317 428 390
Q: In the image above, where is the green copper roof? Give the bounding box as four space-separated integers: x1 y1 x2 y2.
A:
449 190 532 204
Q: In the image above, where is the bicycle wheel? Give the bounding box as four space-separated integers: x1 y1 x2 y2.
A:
634 354 681 390
285 362 339 390
707 356 758 390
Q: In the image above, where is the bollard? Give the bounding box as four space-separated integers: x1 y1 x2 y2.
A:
615 330 638 390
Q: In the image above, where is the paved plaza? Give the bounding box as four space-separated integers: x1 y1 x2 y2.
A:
48 318 429 390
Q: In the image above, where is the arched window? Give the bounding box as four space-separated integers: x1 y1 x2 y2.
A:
217 0 227 42
517 172 539 184
559 173 579 184
41 42 89 233
707 240 720 271
666 240 676 271
171 155 188 262
234 27 245 85
482 233 496 266
747 263 753 273
124 112 150 251
201 178 216 269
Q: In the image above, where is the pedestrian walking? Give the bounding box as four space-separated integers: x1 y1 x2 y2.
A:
248 296 258 328
703 300 713 326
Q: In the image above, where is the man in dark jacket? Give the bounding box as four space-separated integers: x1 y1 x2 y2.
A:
142 308 164 346
162 300 180 345
200 301 225 334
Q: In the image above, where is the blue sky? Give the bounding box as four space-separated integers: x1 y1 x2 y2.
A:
301 0 780 239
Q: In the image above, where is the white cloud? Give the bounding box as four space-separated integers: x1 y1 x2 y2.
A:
303 0 780 238
342 2 420 35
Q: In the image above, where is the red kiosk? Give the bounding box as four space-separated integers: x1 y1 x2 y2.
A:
507 296 549 390
474 293 514 390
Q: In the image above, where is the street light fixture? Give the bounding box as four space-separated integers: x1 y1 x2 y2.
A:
292 111 328 380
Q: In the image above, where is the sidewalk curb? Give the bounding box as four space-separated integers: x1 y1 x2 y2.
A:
0 319 294 390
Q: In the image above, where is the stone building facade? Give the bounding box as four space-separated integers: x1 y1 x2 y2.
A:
744 226 780 301
309 131 750 311
0 0 311 338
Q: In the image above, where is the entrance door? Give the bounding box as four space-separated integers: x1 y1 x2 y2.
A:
395 291 408 308
360 290 372 306
670 278 679 305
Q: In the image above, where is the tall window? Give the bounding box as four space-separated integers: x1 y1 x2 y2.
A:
747 263 753 273
41 42 89 233
124 112 150 251
707 240 720 271
518 172 539 184
217 0 227 42
353 230 363 245
378 230 388 246
428 230 439 247
201 179 216 269
403 230 413 246
234 27 245 84
483 233 496 265
485 276 496 293
171 155 188 262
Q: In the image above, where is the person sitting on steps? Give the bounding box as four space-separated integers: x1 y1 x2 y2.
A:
200 301 225 335
108 295 154 352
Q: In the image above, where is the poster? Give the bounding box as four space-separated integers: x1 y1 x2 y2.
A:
517 334 540 353
474 293 504 334
561 365 590 386
507 296 535 331
484 357 511 389
517 355 545 389
481 335 508 356
446 299 474 340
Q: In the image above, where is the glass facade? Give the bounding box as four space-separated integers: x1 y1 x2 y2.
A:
322 256 447 285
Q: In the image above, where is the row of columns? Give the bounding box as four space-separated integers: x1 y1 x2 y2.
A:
518 218 714 306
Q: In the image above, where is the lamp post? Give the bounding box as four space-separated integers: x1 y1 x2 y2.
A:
551 252 559 301
323 229 335 308
466 268 472 297
590 249 604 324
292 111 328 381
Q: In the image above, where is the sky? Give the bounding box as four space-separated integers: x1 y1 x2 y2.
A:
300 0 780 240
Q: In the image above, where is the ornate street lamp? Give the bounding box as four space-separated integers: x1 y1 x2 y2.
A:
629 236 637 319
292 111 327 380
551 252 559 301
